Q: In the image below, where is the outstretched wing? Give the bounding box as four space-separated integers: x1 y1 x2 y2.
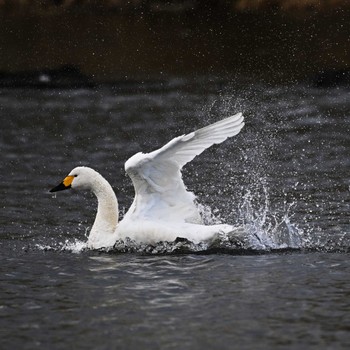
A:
123 113 245 223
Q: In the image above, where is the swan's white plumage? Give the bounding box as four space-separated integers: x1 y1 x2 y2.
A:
51 113 245 249
123 112 244 224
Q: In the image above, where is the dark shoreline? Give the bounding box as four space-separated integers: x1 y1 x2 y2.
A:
0 7 349 83
1 0 349 16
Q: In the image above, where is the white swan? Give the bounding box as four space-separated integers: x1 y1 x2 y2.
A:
50 113 245 249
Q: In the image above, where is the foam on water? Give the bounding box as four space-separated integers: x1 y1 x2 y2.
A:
36 239 87 253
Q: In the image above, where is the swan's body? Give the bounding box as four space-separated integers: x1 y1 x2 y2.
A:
50 113 245 249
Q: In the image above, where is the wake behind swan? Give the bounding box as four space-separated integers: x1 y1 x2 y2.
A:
50 113 245 249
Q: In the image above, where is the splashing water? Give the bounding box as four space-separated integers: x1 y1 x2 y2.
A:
235 179 303 251
36 239 87 253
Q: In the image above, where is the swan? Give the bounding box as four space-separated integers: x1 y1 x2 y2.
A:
50 113 245 249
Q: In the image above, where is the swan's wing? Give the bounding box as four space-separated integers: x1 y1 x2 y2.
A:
123 113 244 223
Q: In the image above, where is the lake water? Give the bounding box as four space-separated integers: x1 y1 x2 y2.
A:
1 77 349 349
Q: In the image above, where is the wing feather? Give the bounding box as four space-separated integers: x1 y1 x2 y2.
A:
123 113 244 223
152 112 244 167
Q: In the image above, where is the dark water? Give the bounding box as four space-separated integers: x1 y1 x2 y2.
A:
1 78 349 349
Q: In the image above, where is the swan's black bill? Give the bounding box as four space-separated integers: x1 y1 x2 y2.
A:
50 175 74 193
50 182 71 192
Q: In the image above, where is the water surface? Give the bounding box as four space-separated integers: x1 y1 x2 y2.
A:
1 78 349 349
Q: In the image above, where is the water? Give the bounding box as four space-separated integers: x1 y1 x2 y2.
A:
1 77 349 349
1 251 349 350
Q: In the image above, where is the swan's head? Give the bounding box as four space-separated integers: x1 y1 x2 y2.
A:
50 166 99 192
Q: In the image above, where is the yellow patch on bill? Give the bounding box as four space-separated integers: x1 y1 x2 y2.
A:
63 175 74 187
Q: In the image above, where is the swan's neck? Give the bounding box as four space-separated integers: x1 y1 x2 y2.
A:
87 175 119 249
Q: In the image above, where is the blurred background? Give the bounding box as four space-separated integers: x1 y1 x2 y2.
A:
0 0 349 84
